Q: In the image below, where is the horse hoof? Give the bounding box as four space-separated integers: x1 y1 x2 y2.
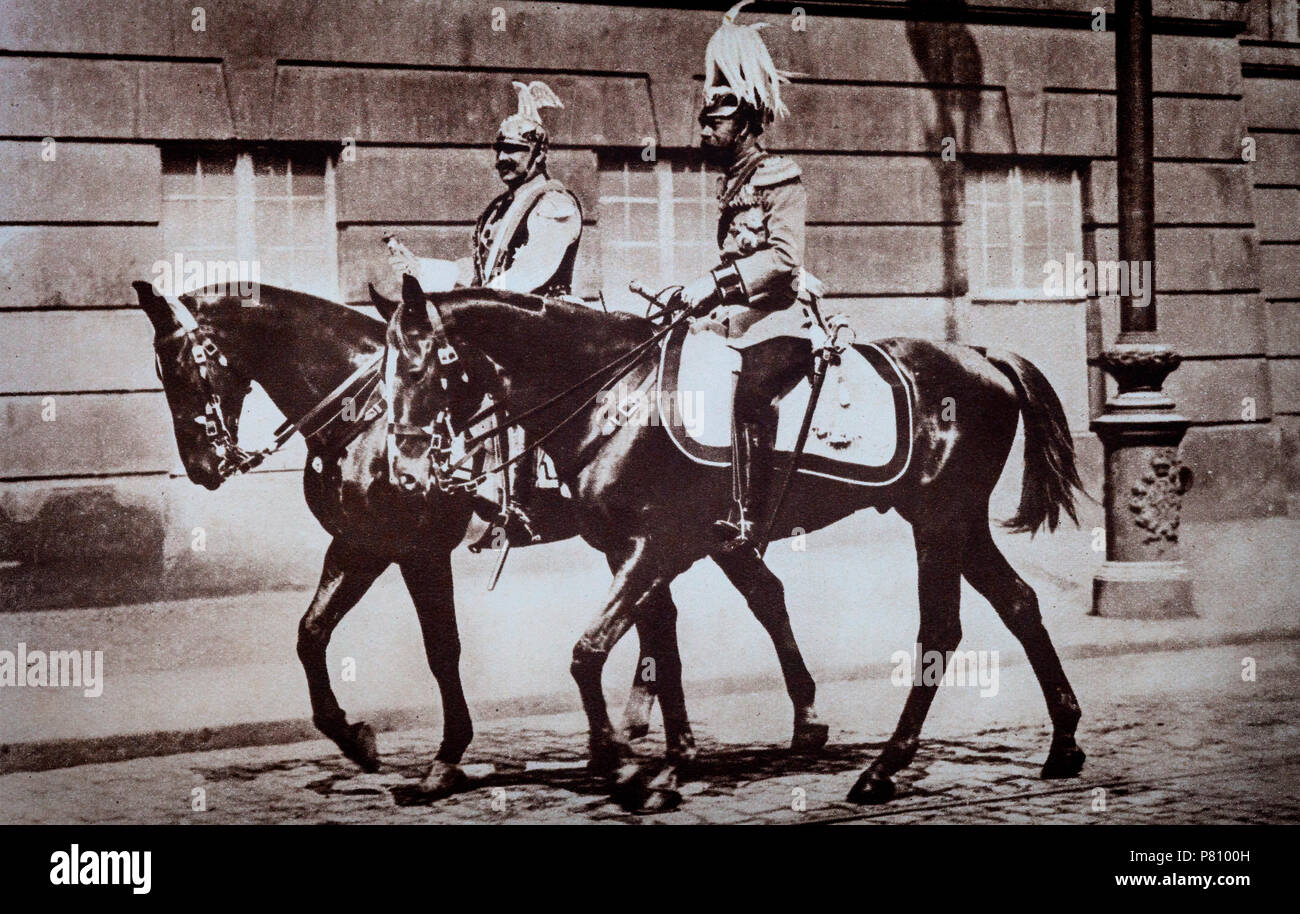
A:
1041 743 1086 779
791 721 830 754
417 761 468 799
623 722 650 742
587 734 630 778
636 788 682 815
846 770 895 805
342 722 380 772
611 763 652 811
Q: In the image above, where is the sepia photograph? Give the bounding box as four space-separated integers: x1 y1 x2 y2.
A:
0 0 1295 887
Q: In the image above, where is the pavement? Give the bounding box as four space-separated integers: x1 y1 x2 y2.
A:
1 638 1297 824
1 509 1297 773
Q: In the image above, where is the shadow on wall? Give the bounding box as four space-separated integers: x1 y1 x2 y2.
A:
905 0 983 342
0 488 165 610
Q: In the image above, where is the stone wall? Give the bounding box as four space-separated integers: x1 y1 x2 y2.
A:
0 0 1292 608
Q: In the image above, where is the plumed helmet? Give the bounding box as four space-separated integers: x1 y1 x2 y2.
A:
703 1 792 125
496 80 565 149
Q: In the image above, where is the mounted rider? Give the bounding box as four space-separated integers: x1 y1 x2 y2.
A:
388 80 583 546
673 1 820 557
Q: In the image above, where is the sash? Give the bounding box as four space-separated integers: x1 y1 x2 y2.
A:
479 176 569 283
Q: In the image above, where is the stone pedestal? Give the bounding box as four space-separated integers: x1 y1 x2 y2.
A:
1091 341 1196 618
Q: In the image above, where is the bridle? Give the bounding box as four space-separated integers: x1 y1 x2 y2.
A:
156 299 387 484
154 320 261 480
384 291 695 496
382 299 484 493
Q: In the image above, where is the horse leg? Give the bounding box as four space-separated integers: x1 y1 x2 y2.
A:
634 585 696 765
849 527 965 804
713 550 827 752
963 516 1084 779
297 538 389 772
622 608 662 742
399 551 474 799
572 540 683 810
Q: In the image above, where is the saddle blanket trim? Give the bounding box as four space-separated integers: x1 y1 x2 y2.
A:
656 325 915 487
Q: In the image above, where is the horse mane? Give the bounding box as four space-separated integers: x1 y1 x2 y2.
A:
433 287 654 353
188 283 384 339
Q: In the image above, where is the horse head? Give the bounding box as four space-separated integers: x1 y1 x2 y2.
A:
382 274 496 494
133 281 252 490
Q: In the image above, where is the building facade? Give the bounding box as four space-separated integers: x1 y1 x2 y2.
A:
1 0 1296 608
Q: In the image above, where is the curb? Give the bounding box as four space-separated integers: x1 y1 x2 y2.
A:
4 626 1298 775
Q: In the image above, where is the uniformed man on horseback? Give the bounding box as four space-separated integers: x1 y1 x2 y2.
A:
389 79 583 545
673 1 818 556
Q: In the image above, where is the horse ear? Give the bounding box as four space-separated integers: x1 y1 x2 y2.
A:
400 273 425 307
133 280 181 336
369 283 399 322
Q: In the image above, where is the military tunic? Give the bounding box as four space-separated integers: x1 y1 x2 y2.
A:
472 172 583 296
702 149 816 346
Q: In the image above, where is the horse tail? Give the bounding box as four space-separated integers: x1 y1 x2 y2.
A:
983 350 1084 535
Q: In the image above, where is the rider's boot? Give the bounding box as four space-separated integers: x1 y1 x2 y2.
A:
712 411 775 557
500 449 543 546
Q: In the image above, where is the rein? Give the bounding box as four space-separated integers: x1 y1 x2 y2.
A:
410 304 693 493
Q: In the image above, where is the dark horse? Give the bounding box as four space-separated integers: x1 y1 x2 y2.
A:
386 275 1088 809
132 280 828 799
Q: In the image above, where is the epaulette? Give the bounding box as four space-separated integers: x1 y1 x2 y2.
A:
751 155 802 188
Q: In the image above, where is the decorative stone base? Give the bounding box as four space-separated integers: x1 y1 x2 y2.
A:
1091 560 1195 618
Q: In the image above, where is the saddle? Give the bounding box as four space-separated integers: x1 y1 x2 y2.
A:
656 319 914 486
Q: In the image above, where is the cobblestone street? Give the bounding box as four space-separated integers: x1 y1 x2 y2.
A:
3 639 1298 825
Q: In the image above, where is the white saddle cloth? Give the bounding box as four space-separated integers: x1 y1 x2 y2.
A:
657 320 913 487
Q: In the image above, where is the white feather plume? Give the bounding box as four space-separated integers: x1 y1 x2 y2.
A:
512 80 565 123
704 0 791 121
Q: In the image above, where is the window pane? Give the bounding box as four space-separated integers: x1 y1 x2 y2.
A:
291 160 327 198
621 163 657 199
197 152 236 198
674 201 707 243
164 198 235 250
623 202 660 243
162 152 198 198
986 245 1013 290
982 173 1009 205
293 199 328 237
254 155 289 198
1023 244 1050 284
255 200 290 245
1024 203 1048 244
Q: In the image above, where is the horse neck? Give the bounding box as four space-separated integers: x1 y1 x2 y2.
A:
443 298 648 408
204 293 384 418
440 297 654 478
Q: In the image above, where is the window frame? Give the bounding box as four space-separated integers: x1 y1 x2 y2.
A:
964 162 1085 304
160 143 340 300
597 151 717 310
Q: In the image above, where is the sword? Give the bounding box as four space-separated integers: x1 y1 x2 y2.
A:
757 331 840 558
488 539 511 591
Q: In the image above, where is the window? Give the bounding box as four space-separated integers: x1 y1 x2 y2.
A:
965 165 1083 301
598 154 718 312
162 146 339 299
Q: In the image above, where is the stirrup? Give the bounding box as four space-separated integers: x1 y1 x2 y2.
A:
500 500 542 546
468 501 541 551
710 518 760 557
